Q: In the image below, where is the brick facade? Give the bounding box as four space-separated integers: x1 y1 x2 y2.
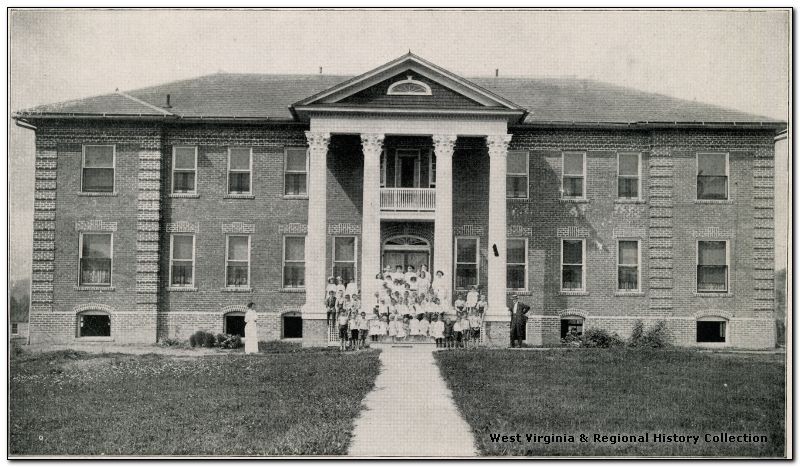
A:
27 120 777 349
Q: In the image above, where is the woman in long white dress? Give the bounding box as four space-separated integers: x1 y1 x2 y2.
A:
244 302 258 354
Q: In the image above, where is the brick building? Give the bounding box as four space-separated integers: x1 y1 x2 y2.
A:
13 53 783 348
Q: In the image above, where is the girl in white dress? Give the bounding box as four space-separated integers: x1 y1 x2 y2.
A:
430 313 445 348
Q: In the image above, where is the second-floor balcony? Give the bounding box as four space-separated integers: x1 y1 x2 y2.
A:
380 188 436 212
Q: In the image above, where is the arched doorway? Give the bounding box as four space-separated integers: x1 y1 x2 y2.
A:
382 235 431 271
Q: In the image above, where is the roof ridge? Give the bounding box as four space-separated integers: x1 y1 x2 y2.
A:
116 90 173 116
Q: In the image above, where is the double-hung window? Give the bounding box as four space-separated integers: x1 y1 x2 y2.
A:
283 236 306 288
82 145 115 193
618 152 641 199
697 153 729 200
507 238 527 290
333 236 356 285
428 150 436 188
226 235 250 287
228 148 252 194
172 146 197 194
170 234 195 287
284 147 308 196
507 150 529 199
79 233 113 286
561 239 585 291
617 240 640 291
697 241 728 292
455 237 479 289
562 152 586 198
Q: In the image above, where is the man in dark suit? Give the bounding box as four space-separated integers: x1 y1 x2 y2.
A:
509 294 529 348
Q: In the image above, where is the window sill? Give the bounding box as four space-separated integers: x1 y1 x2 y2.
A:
283 195 309 200
694 292 733 298
559 291 589 296
75 286 115 291
78 192 117 197
506 290 531 295
507 197 529 201
614 291 645 297
615 199 646 204
695 199 733 205
170 193 200 198
224 194 255 199
280 288 306 293
560 197 589 203
76 337 114 342
222 287 252 293
167 286 198 292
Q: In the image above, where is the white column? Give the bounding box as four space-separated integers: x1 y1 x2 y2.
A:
302 131 330 319
486 134 512 320
433 134 457 304
360 133 385 308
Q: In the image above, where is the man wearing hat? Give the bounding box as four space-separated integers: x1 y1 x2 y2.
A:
509 295 529 348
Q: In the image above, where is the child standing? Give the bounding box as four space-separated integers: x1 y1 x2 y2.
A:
430 314 444 348
388 314 399 343
396 315 408 341
325 290 337 326
358 311 369 349
348 311 359 350
409 313 421 337
326 277 337 295
337 309 350 351
444 316 455 349
466 285 479 312
469 309 483 348
453 313 463 348
418 313 430 340
459 312 471 348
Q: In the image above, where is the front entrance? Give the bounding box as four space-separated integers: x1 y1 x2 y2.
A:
382 235 430 271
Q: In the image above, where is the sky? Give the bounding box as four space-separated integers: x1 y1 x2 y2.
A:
8 8 790 282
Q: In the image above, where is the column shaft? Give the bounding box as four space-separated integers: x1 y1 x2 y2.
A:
360 133 385 308
433 135 457 305
486 134 512 319
302 131 330 319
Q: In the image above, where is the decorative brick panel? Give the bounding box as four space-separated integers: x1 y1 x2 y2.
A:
454 225 484 236
693 227 732 238
75 220 118 232
222 222 256 234
327 223 361 235
556 226 589 238
166 221 198 233
507 225 533 237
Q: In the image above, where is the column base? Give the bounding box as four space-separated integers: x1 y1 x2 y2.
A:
482 320 511 348
302 318 329 347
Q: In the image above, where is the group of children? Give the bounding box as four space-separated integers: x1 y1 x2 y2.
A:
325 266 486 350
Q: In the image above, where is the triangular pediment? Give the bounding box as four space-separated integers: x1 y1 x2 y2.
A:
291 53 527 121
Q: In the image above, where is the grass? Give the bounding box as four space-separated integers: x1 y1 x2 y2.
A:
436 349 785 457
10 347 381 456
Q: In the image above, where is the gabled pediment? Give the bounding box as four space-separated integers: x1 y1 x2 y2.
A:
291 53 527 122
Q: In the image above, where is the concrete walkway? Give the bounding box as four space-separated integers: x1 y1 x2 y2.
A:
348 346 477 457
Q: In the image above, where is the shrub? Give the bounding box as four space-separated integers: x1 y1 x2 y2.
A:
582 328 625 348
561 329 582 347
189 330 216 348
628 320 645 347
641 320 670 348
158 337 185 348
216 333 243 349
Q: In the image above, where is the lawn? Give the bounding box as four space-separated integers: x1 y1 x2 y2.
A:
436 349 785 457
10 347 381 456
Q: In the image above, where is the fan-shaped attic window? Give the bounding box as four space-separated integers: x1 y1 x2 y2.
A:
387 75 432 96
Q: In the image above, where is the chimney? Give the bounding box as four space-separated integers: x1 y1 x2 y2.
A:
165 94 172 108
319 66 323 74
495 69 499 77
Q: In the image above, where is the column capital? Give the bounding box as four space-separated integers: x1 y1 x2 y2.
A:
432 134 458 156
305 131 330 153
360 133 385 155
486 134 512 158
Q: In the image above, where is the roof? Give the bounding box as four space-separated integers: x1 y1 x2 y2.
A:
14 72 783 127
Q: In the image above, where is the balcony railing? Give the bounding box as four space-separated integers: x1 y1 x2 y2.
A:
380 188 436 211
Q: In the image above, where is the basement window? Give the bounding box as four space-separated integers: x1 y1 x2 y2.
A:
283 314 303 339
78 312 111 338
224 313 246 337
561 318 584 339
11 323 19 335
696 319 726 343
